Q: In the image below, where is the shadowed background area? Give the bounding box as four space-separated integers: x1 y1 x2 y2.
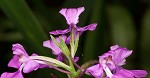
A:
0 0 150 78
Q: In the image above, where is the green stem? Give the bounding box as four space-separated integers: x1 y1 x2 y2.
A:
70 26 75 58
67 74 71 78
67 25 79 77
66 55 78 78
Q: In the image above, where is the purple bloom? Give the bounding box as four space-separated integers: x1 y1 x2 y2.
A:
99 45 132 70
86 45 148 78
43 35 79 62
43 35 67 61
1 44 40 78
49 7 97 35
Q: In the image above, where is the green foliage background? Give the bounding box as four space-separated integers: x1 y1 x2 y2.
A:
0 0 149 78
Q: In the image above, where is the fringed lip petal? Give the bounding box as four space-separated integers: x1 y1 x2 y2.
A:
59 7 84 25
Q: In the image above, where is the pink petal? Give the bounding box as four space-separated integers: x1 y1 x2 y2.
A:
12 43 28 57
74 57 79 62
114 69 148 78
111 48 132 66
1 70 23 78
130 70 148 77
49 28 70 35
23 60 39 73
77 23 97 31
59 7 84 24
110 45 119 50
86 64 104 78
8 55 21 69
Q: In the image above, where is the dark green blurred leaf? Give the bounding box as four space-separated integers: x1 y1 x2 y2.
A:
82 0 104 62
106 5 135 49
0 0 48 55
0 18 14 31
31 0 61 32
0 32 22 41
141 7 150 77
106 5 136 68
142 0 150 4
0 0 50 77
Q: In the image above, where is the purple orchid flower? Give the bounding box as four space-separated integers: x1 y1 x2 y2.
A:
49 7 97 35
0 44 40 78
99 45 132 70
43 35 67 61
43 35 79 62
86 45 148 78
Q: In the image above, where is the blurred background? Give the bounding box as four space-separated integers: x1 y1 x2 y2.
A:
0 0 150 78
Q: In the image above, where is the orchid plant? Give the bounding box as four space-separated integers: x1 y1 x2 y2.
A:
0 7 148 78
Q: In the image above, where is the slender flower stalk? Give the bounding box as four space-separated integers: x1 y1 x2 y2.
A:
29 56 71 70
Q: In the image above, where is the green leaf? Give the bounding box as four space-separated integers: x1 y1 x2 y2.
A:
106 5 135 49
0 0 48 55
0 32 23 41
141 7 150 77
74 33 79 57
50 35 60 46
59 36 70 57
70 28 76 58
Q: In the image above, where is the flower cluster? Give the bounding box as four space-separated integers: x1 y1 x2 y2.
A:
0 7 148 78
